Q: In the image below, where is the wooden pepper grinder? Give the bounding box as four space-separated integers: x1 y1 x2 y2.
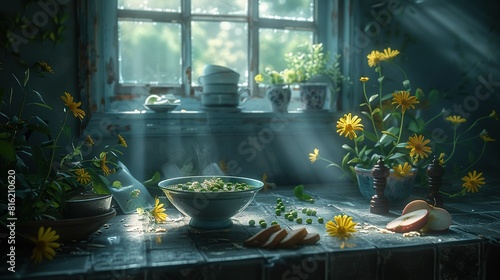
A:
370 157 390 214
426 156 444 207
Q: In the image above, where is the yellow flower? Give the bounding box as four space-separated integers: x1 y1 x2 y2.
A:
367 50 383 67
461 170 485 193
489 110 498 120
30 227 60 263
381 47 400 60
75 168 91 185
254 74 264 84
406 134 432 161
99 153 112 176
61 92 85 120
309 148 319 163
151 197 167 223
393 162 413 177
438 153 445 165
336 113 364 140
445 115 467 124
38 61 54 73
84 135 94 146
392 91 419 113
118 134 127 147
325 214 357 239
480 129 495 142
359 76 369 83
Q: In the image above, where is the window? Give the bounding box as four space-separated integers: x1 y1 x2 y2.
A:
109 0 323 112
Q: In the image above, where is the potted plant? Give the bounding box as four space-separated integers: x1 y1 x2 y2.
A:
254 67 292 113
308 47 497 201
0 67 127 241
285 43 348 110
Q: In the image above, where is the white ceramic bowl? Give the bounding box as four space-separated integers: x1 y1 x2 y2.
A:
203 64 238 75
158 176 264 229
199 72 240 85
203 84 239 94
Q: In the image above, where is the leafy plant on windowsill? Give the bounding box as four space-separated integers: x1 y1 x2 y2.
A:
284 43 349 93
308 47 497 197
0 67 126 222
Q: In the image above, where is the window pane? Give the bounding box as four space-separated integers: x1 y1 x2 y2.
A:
118 21 182 84
192 0 246 15
192 21 248 84
259 29 313 72
260 0 313 21
118 0 180 12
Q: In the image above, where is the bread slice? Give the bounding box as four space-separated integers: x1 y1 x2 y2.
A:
297 232 320 245
278 228 308 248
243 224 281 247
262 228 288 248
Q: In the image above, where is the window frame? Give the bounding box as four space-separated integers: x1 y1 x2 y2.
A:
77 0 353 135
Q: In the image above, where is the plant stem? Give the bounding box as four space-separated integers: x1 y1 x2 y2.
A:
45 111 69 181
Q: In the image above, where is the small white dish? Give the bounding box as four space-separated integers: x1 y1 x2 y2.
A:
144 103 179 112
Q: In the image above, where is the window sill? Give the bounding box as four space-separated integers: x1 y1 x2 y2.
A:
85 110 339 137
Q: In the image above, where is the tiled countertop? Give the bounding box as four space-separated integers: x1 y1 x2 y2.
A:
3 183 500 280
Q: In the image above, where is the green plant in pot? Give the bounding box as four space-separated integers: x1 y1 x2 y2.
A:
285 43 348 110
0 68 126 225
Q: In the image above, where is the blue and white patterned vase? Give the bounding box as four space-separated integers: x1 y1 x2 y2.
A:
299 83 327 110
266 84 291 113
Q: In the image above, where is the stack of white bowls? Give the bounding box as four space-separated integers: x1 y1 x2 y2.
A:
198 65 248 108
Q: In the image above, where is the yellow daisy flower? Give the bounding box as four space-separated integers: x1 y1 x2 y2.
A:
84 135 94 146
151 197 167 223
61 92 85 120
325 214 357 239
309 148 319 163
336 113 364 140
381 47 400 60
118 134 127 147
99 153 112 176
480 130 495 142
38 61 54 73
359 76 369 83
391 91 419 114
367 50 384 67
445 115 467 124
406 134 432 161
30 227 60 263
438 153 445 165
489 110 498 120
75 168 91 185
461 170 485 193
254 74 264 84
393 162 413 177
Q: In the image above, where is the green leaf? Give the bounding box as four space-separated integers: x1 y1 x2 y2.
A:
362 131 378 143
368 94 378 103
0 141 16 162
382 130 399 139
361 111 373 121
371 107 381 116
387 152 407 160
88 169 111 195
112 181 122 188
293 185 315 203
341 152 351 169
342 144 356 154
354 134 365 143
27 116 51 136
378 76 384 83
27 102 52 110
347 158 364 165
143 171 161 187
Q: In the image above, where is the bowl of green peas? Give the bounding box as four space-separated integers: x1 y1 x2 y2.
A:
158 176 264 229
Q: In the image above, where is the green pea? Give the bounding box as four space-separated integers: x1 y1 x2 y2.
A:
260 222 267 228
296 217 303 224
249 220 255 226
287 215 294 221
276 209 282 216
306 218 312 224
302 208 308 214
318 217 324 224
